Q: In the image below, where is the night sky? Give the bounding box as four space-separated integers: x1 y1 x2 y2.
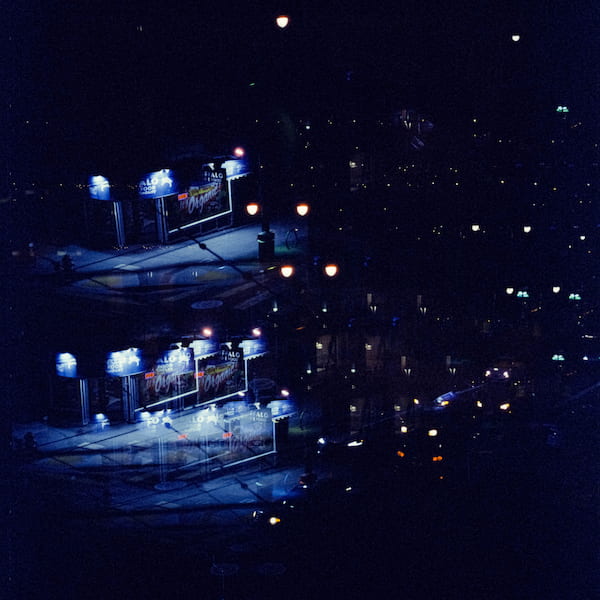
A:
5 1 599 185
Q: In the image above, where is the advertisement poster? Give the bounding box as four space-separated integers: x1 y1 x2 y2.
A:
142 347 196 408
167 168 231 233
197 348 245 404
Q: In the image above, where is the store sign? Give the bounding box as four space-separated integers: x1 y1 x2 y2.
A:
189 338 219 358
56 352 78 378
239 337 267 360
106 348 144 377
156 347 194 375
267 399 296 418
223 158 250 179
143 347 196 405
88 175 111 201
138 169 177 199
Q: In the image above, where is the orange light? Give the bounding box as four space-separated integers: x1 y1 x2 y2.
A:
275 14 290 29
397 450 405 458
280 264 294 278
246 202 260 216
432 455 444 462
324 263 338 277
296 202 309 217
233 146 245 158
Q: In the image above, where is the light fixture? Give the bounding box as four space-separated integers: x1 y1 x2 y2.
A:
280 264 294 278
296 202 309 217
324 263 338 277
275 14 290 29
246 202 260 216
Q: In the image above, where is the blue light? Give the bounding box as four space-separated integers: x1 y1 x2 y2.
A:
138 169 177 199
106 348 144 376
56 352 78 378
88 175 111 201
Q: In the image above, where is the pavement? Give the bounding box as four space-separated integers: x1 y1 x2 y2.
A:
27 218 310 308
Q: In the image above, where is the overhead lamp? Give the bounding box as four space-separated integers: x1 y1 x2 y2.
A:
246 202 260 216
324 263 338 277
296 202 309 217
280 264 294 278
275 14 290 29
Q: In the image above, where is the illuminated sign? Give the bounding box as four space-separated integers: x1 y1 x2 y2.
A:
267 399 296 418
223 158 250 179
196 349 245 404
56 352 78 378
167 167 231 233
189 338 219 358
88 175 111 201
156 347 194 375
138 169 177 199
239 337 267 360
106 348 144 377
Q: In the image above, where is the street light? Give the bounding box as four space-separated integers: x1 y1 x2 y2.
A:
323 263 338 278
275 14 290 29
280 264 295 278
246 202 260 216
296 202 310 217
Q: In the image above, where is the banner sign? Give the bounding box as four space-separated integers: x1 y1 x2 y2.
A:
138 169 177 199
267 399 296 418
197 348 245 404
167 167 231 233
88 175 111 201
239 337 267 360
189 337 219 358
156 347 194 375
106 348 144 377
223 158 250 179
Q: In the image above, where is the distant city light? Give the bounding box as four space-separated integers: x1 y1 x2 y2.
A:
511 34 521 42
233 146 245 158
428 429 438 437
556 105 569 113
506 287 515 295
471 224 480 232
523 225 532 233
552 286 561 294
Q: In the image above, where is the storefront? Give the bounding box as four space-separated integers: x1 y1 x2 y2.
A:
85 157 250 249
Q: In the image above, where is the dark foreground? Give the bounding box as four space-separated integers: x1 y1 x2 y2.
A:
5 405 598 600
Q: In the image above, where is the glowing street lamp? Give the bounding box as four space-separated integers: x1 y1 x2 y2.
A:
280 264 295 278
246 202 260 216
323 263 339 278
296 202 310 217
275 14 290 29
